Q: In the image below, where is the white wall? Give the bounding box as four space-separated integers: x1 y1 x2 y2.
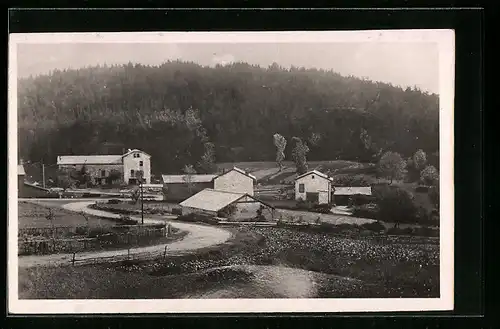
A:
214 170 254 195
123 151 151 184
295 174 331 204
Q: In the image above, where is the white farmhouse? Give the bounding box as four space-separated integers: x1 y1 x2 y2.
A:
213 167 257 196
294 170 333 205
57 148 151 185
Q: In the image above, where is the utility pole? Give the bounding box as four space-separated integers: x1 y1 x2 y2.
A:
42 161 46 188
140 179 144 225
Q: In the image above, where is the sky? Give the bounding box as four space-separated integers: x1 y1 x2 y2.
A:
17 42 439 94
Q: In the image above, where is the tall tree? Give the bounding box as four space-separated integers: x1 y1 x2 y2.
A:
292 137 310 175
378 151 407 184
413 149 428 171
182 164 197 194
197 142 217 174
273 133 287 171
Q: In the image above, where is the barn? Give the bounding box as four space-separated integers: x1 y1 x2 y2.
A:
161 174 217 202
162 166 256 202
179 188 275 222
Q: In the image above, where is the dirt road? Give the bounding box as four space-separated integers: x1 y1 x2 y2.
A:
18 200 232 268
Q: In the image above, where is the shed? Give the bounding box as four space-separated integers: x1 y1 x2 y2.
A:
333 186 373 206
179 188 275 222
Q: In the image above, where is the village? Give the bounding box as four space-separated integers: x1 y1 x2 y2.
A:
18 147 388 225
14 36 443 301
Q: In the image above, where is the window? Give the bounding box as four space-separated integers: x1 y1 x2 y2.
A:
139 161 143 166
101 170 106 177
311 175 315 179
133 153 140 158
299 184 305 193
130 169 135 177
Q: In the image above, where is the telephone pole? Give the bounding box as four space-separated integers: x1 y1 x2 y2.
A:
42 161 46 188
140 179 144 225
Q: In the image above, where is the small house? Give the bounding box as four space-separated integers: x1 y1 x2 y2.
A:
294 170 333 205
333 186 373 206
57 148 151 185
162 166 256 202
179 188 275 221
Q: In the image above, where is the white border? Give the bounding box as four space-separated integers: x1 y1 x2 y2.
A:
8 30 455 314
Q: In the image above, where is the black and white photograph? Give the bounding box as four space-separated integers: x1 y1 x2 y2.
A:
8 30 455 313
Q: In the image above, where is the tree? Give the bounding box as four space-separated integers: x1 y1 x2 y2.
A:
197 142 217 174
273 133 287 171
420 165 439 186
378 151 407 184
56 170 75 191
413 149 428 171
374 185 417 227
292 137 310 175
182 164 197 194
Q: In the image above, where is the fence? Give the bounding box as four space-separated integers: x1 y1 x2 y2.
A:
18 224 171 256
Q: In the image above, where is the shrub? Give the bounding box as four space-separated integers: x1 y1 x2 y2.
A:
373 185 418 224
352 203 379 219
107 199 122 204
361 221 386 232
172 208 182 216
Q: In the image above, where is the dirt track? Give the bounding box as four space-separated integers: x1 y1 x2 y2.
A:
18 200 232 268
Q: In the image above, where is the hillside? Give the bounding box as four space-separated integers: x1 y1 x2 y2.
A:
17 61 439 174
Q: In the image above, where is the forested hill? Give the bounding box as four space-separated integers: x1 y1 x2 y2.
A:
17 61 439 174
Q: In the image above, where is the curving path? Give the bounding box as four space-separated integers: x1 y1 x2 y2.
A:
18 201 233 268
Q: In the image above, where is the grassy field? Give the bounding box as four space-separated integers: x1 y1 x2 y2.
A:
217 160 365 183
19 225 439 299
18 201 118 229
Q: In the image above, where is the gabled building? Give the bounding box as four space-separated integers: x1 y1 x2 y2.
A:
57 148 151 185
179 188 275 221
162 167 256 202
294 170 333 205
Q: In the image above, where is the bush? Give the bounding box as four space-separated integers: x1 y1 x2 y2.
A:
373 185 418 224
361 221 386 232
172 207 182 215
352 203 379 219
107 199 122 204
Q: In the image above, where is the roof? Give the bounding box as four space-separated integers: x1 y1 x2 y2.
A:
18 164 25 176
162 174 217 184
57 155 123 165
295 170 332 181
216 167 257 181
57 148 150 165
122 149 151 158
180 188 274 212
180 189 247 212
334 186 372 196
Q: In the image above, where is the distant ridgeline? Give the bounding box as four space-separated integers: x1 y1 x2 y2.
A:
18 61 439 174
